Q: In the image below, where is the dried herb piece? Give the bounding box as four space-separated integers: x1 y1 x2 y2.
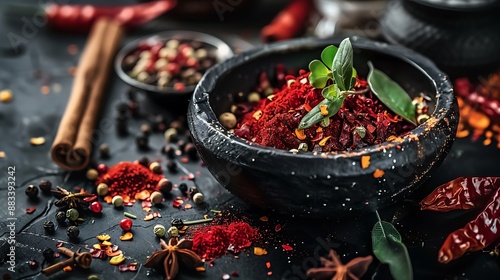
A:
306 249 372 280
144 238 204 280
367 62 416 125
371 213 413 280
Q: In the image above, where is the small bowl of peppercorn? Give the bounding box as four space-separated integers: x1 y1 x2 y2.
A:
115 30 234 104
188 36 459 217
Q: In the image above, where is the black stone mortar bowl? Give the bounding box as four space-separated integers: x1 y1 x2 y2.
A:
187 36 459 217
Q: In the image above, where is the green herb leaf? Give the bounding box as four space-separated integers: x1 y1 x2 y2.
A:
309 60 331 88
321 84 338 100
367 62 416 125
298 96 345 130
372 218 413 280
321 45 338 69
332 38 353 92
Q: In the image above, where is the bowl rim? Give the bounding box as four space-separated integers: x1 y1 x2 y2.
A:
190 36 455 160
114 30 234 96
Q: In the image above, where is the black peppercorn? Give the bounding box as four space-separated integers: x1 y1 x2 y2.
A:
153 114 167 132
158 178 173 193
184 143 198 160
177 140 187 152
43 220 55 232
55 211 66 223
66 226 80 239
162 144 176 159
171 218 184 229
127 88 138 102
115 114 128 136
115 102 129 116
141 123 151 136
39 180 52 193
42 247 55 261
25 185 39 199
128 101 140 118
166 160 177 173
136 133 149 150
99 143 110 158
178 183 188 195
138 156 149 167
188 187 199 198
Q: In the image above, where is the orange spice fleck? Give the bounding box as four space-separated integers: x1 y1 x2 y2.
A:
319 136 331 147
104 196 112 204
134 190 150 200
259 216 268 222
319 104 328 116
295 129 306 140
456 129 470 138
316 127 323 133
0 151 5 158
266 262 271 269
361 156 371 169
63 266 72 272
120 232 133 241
253 110 263 120
304 102 312 112
373 169 385 178
41 85 50 95
467 110 490 130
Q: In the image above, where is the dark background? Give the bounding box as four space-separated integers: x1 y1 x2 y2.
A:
1 0 500 279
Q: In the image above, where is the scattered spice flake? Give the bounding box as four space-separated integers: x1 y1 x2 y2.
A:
373 169 385 178
231 271 239 277
253 247 268 256
0 89 13 103
266 262 271 269
106 247 123 257
173 199 183 208
93 244 101 250
144 213 155 221
135 190 150 200
141 200 152 209
101 240 112 247
143 207 151 212
185 203 193 209
124 212 137 219
259 216 269 222
456 129 470 138
267 271 273 276
275 224 282 232
25 206 36 214
97 234 111 241
0 151 5 158
67 44 78 55
120 232 133 241
63 265 72 272
361 155 371 169
41 85 50 95
295 129 306 140
124 202 134 207
196 267 206 272
210 209 221 213
188 173 195 180
90 248 107 259
30 137 46 146
282 244 293 251
318 136 331 147
56 242 64 247
104 196 113 204
83 195 97 203
119 262 138 272
109 254 125 265
181 157 190 163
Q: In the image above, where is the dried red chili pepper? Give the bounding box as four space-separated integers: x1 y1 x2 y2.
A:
438 187 500 263
454 78 500 123
20 1 176 33
420 177 500 212
261 0 311 42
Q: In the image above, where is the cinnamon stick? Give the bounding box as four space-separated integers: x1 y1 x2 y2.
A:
51 18 123 171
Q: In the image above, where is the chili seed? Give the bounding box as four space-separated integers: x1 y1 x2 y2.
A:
66 208 79 221
153 224 166 237
43 247 55 261
157 178 173 193
25 185 39 199
178 183 188 195
97 183 109 196
39 180 52 193
168 226 179 237
112 195 124 208
86 169 99 181
164 128 178 143
193 193 204 204
136 134 149 150
149 162 162 174
218 112 237 129
43 220 55 232
67 226 80 239
150 191 163 204
166 160 177 173
55 211 66 223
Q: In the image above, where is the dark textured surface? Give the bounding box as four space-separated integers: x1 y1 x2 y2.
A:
189 37 458 216
1 1 500 280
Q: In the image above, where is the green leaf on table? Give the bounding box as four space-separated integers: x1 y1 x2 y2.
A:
367 62 416 125
321 84 339 100
332 38 353 92
309 59 331 88
298 96 345 130
321 45 338 69
372 219 413 280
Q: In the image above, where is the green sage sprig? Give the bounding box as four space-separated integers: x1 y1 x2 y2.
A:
299 38 417 130
371 211 413 280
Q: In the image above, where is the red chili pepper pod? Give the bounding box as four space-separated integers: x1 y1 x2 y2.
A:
420 177 500 212
44 1 177 33
438 186 500 263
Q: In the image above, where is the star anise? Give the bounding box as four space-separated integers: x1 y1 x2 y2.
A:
306 250 373 280
144 238 204 280
51 186 93 210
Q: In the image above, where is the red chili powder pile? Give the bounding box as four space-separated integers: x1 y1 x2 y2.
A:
190 221 259 260
96 161 164 198
234 71 414 152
